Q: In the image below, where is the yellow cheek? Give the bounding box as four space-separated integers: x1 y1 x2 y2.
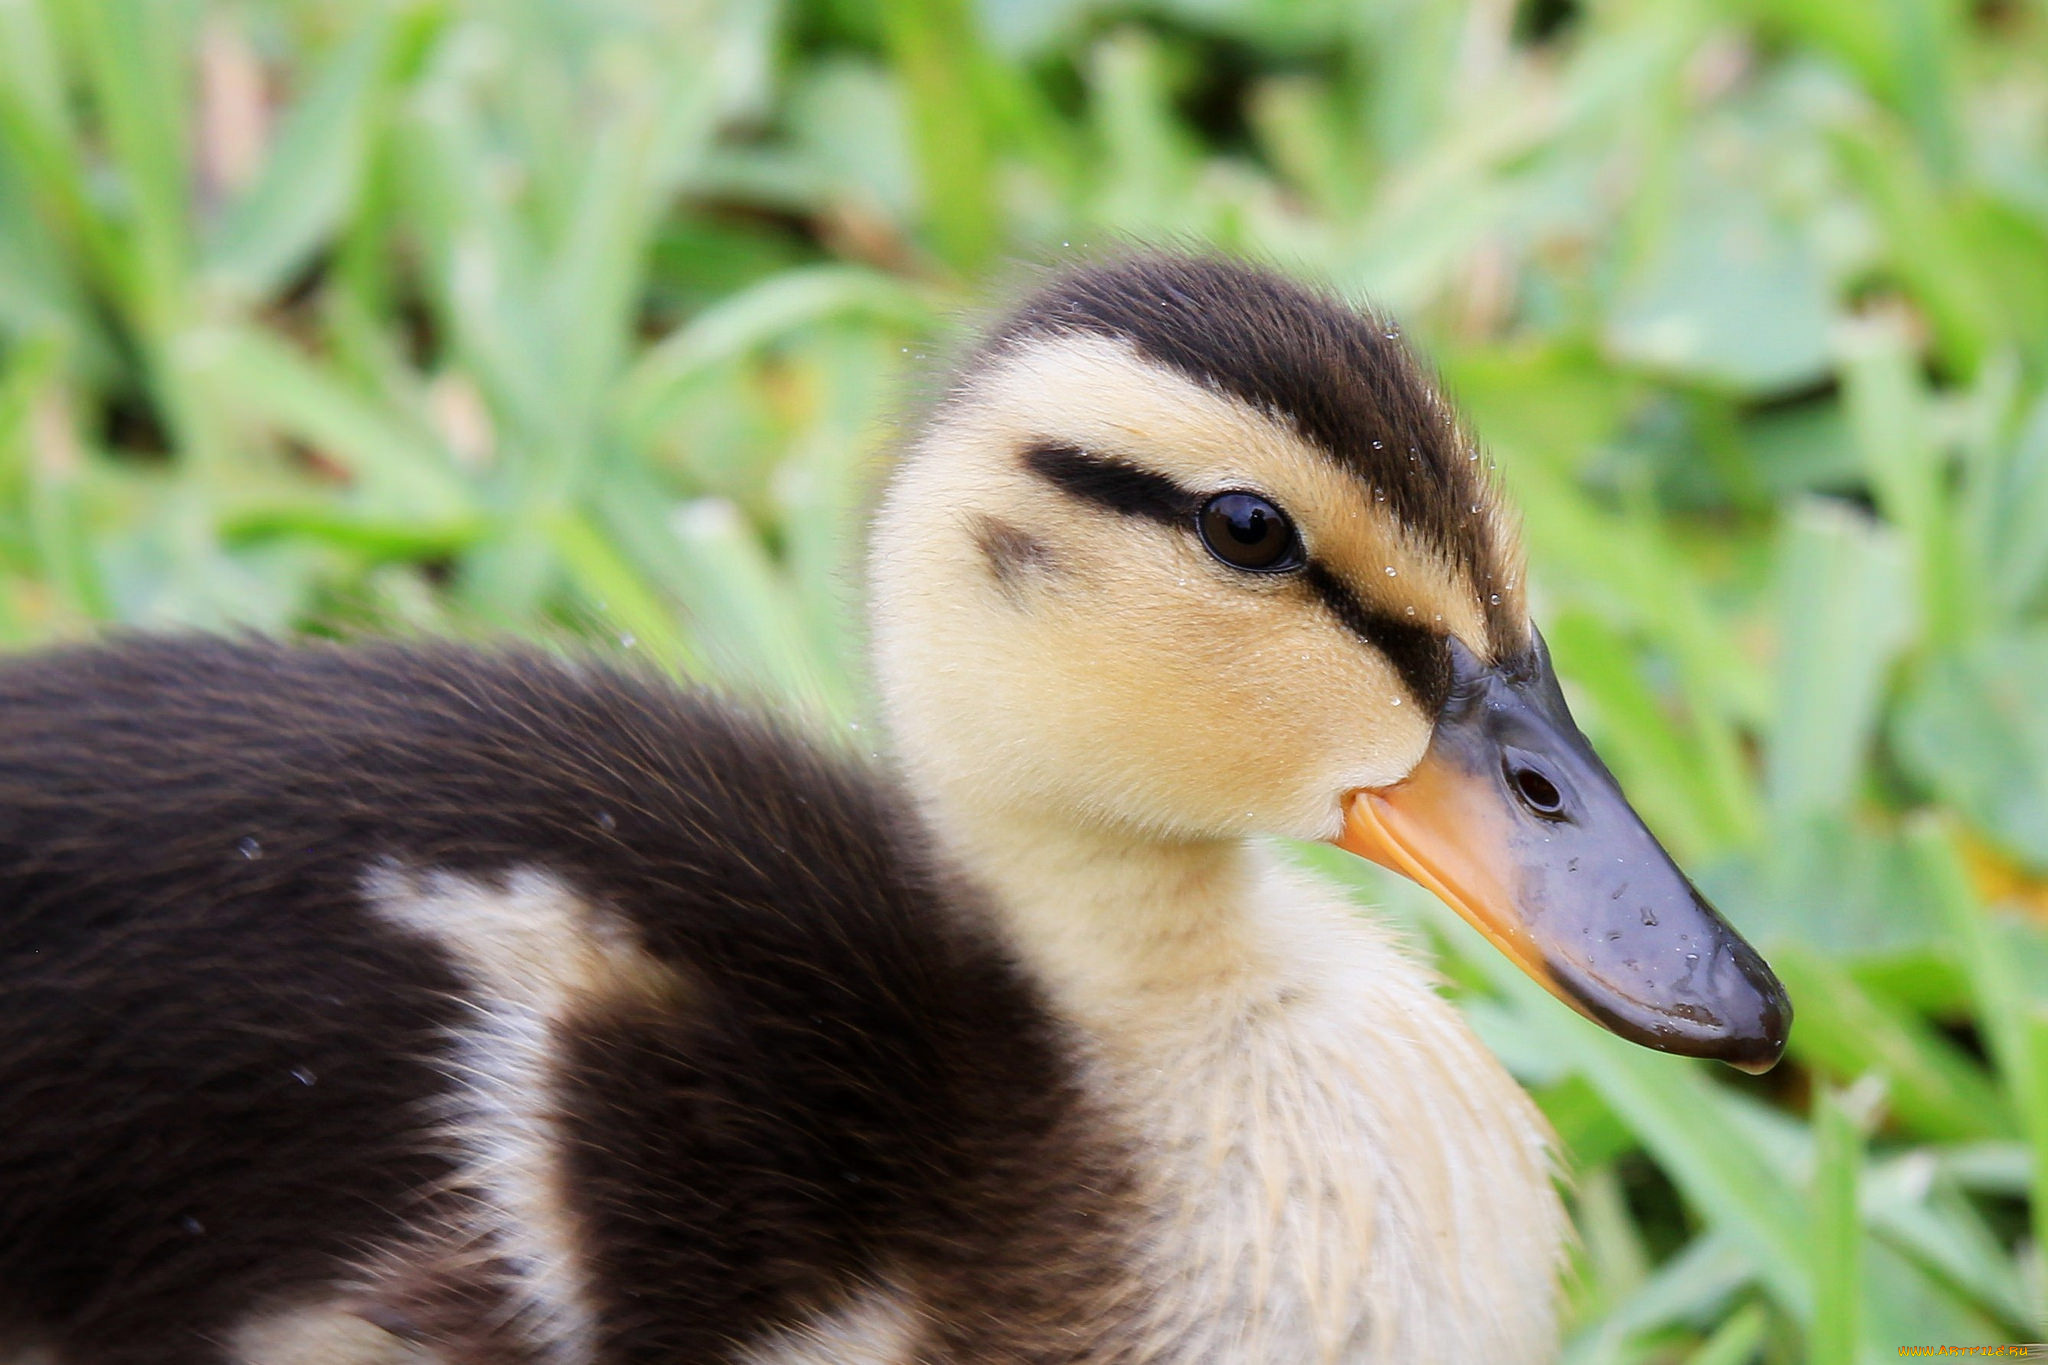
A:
976 552 1435 838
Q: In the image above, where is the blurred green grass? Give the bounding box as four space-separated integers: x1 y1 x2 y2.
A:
2 0 2047 1358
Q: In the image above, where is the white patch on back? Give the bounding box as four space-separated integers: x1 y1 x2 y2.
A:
363 863 686 1365
732 1278 922 1365
0 1345 64 1365
226 1302 447 1365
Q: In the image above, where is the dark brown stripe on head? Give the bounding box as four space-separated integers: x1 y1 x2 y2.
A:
1303 563 1452 713
1023 444 1199 526
995 254 1519 650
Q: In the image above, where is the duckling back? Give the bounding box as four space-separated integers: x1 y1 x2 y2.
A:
0 638 1134 1365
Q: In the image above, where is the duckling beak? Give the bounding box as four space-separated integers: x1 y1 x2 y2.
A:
1334 633 1791 1072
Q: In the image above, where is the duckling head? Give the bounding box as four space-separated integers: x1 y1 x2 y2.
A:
869 253 1789 1071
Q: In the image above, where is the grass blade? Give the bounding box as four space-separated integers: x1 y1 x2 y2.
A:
204 15 396 302
63 0 197 336
616 265 937 445
1809 1083 1866 1364
176 323 470 521
1764 499 1914 824
876 0 999 272
1773 946 2015 1142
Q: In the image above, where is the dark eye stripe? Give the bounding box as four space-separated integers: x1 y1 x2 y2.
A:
1024 442 1451 713
1303 564 1450 712
1023 445 1198 525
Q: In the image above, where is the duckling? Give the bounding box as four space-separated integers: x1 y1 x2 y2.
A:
0 252 1788 1365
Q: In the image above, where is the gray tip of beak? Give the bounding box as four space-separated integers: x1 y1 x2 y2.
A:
1558 908 1793 1072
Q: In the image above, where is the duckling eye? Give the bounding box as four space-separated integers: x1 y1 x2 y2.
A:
1199 493 1302 573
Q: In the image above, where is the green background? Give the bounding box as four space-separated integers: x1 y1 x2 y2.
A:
1 0 2045 1358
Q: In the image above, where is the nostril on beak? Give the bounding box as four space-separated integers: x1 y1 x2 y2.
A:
1508 764 1563 816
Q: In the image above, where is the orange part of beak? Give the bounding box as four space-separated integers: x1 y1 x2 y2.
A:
1337 756 1579 1020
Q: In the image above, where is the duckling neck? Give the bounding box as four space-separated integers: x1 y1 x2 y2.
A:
913 793 1568 1360
918 800 1296 1036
